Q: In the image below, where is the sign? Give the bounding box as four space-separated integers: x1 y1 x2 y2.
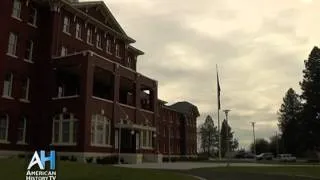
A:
26 150 57 180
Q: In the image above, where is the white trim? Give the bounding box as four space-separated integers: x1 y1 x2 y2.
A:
63 16 71 34
28 7 37 27
2 72 13 98
52 112 78 145
23 59 34 64
27 23 38 29
75 23 82 40
52 95 79 100
19 99 30 103
92 96 113 103
17 117 27 144
11 15 22 22
6 53 18 59
7 32 18 57
0 114 9 142
1 96 14 100
25 40 34 62
91 114 111 146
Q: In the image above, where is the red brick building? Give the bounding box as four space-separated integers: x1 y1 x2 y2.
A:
0 0 199 163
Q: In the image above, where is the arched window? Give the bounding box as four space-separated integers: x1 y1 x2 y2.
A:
17 116 27 144
52 111 78 145
91 114 111 146
0 114 9 142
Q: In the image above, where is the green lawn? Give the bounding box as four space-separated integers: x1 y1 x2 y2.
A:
0 158 196 180
192 166 320 179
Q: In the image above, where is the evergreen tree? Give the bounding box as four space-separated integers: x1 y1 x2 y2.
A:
250 138 269 154
277 88 302 155
300 46 320 151
200 115 218 156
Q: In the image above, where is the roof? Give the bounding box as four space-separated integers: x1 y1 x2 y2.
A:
128 45 144 55
169 101 200 117
70 1 135 43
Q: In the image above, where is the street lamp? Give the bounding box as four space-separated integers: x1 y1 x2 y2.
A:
118 115 129 164
223 109 231 167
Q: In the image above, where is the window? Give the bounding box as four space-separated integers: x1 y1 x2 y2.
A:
61 46 67 56
12 0 21 19
21 77 30 100
87 28 93 44
96 33 102 49
0 114 9 142
52 112 78 145
127 57 132 68
17 117 27 143
75 23 82 39
115 43 120 57
28 7 37 26
7 32 18 56
3 73 13 97
24 40 34 61
91 114 111 146
106 39 112 53
63 16 70 34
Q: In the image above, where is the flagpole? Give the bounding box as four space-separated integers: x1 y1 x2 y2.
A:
216 64 221 160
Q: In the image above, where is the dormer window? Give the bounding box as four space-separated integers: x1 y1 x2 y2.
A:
75 23 82 40
127 57 132 68
115 44 120 57
28 7 37 26
12 0 22 20
87 28 93 45
63 16 71 34
106 39 112 53
96 33 102 49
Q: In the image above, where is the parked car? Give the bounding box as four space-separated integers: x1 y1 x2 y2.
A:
277 154 296 162
256 153 273 160
244 152 256 159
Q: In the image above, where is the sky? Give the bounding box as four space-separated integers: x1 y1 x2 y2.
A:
83 0 320 149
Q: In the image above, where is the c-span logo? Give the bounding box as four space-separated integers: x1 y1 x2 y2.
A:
26 151 57 180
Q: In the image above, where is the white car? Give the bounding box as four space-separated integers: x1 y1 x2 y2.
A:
277 154 296 162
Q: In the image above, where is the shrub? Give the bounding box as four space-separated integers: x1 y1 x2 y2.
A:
96 156 118 164
60 156 69 161
70 156 77 162
86 157 93 163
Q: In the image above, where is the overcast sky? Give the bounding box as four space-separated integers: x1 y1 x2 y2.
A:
84 0 319 149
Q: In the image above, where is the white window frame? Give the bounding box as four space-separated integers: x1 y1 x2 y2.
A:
91 114 111 147
52 113 78 146
127 57 131 68
17 117 27 144
2 73 13 98
87 28 93 45
7 32 18 57
24 40 34 62
75 23 82 40
96 33 102 49
28 6 37 27
61 46 67 56
106 39 112 54
12 0 22 20
141 130 153 149
115 43 121 58
63 16 71 35
0 114 9 143
20 77 30 101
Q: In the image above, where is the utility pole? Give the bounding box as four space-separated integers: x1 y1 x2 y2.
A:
251 122 256 156
223 109 231 167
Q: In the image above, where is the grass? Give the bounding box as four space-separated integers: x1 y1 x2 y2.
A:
191 166 320 179
0 158 196 180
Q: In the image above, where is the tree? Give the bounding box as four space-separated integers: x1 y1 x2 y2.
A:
220 119 236 157
277 88 302 155
200 115 218 157
269 135 284 156
250 138 269 154
300 46 320 152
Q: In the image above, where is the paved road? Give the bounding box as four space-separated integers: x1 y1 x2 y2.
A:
116 162 316 170
185 170 316 180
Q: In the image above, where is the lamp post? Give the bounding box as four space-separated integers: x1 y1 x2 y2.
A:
223 109 231 167
118 115 129 164
251 122 256 156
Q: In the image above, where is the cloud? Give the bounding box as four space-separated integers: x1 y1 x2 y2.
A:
83 0 317 149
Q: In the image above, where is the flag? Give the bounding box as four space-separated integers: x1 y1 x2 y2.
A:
216 65 221 110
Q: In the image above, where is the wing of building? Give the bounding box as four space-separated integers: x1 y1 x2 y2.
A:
0 0 199 163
